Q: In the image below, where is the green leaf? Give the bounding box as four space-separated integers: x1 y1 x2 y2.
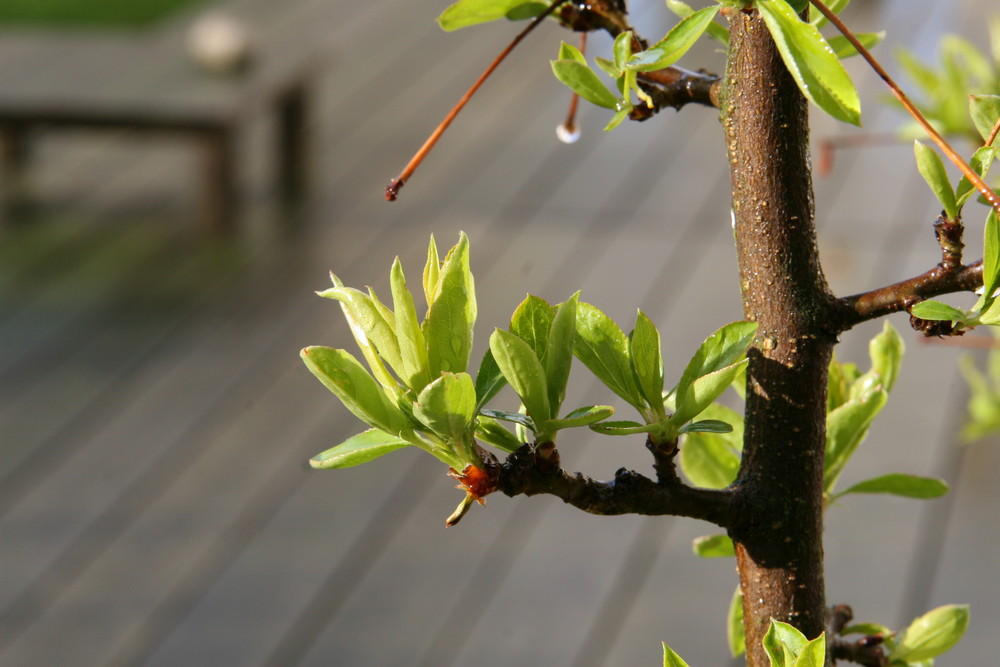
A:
390 258 432 392
662 643 692 667
678 419 734 434
613 30 632 73
542 405 615 431
672 321 756 426
551 58 619 110
437 0 543 31
480 408 536 432
558 40 587 65
474 348 507 413
833 473 949 500
809 0 851 28
891 605 970 662
545 293 579 415
826 32 884 59
413 372 477 450
318 280 404 392
977 210 1000 320
574 302 644 408
914 141 959 219
423 232 477 375
956 146 996 211
589 419 662 435
969 95 1000 143
423 235 440 307
475 415 523 453
728 587 746 657
310 429 411 469
666 0 728 46
866 321 905 394
824 388 888 492
763 620 809 667
793 635 826 667
630 310 665 418
909 300 968 322
626 6 720 72
680 405 742 489
692 534 736 557
757 0 862 125
510 294 553 359
490 328 551 424
301 346 412 436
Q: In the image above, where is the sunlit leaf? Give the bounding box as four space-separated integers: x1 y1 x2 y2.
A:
728 587 746 657
824 387 888 492
480 408 536 431
490 328 551 424
626 6 720 72
662 643 692 667
545 293 579 415
909 300 968 322
574 302 644 408
692 534 736 557
630 310 665 418
680 404 742 488
914 140 958 219
667 0 728 46
510 294 553 359
391 258 431 392
891 605 970 662
809 0 850 28
301 346 412 436
475 415 523 452
542 405 616 431
826 32 883 59
757 0 862 125
672 321 756 426
763 619 809 667
833 473 949 501
977 211 1000 320
589 419 661 435
437 0 544 31
423 235 440 307
413 372 477 450
474 348 507 413
551 58 619 110
956 146 996 211
310 429 411 469
423 232 477 375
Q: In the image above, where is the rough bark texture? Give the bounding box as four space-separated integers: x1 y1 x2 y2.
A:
721 10 838 666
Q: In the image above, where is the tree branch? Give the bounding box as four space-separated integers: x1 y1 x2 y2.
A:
838 262 982 329
497 444 736 527
630 67 722 120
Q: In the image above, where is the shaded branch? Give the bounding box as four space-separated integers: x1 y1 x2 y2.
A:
838 262 982 330
497 444 736 527
630 67 722 120
828 605 888 667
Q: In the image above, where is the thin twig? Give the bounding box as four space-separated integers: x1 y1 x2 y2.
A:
987 115 1000 148
807 0 1000 219
385 0 571 201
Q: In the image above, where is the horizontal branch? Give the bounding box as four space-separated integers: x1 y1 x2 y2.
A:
632 67 722 119
838 261 982 329
497 444 736 528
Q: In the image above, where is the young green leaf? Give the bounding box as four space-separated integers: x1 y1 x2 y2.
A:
474 348 507 413
630 310 665 419
666 0 729 46
551 58 620 110
423 235 441 307
490 328 551 425
662 643 692 667
826 32 884 59
437 0 543 31
728 587 746 657
763 620 809 667
692 534 736 558
510 294 554 358
423 232 477 375
413 372 477 451
391 258 432 392
589 420 662 435
626 6 720 72
956 146 996 211
757 0 862 125
301 346 412 436
574 302 644 408
909 299 968 322
678 419 734 434
680 404 742 489
809 0 851 28
480 408 536 432
545 294 579 414
976 211 1000 320
310 429 412 469
969 94 1000 142
672 321 756 426
824 388 888 492
832 473 949 501
541 405 615 431
475 416 523 453
891 605 970 662
914 141 959 219
866 321 905 394
792 634 826 667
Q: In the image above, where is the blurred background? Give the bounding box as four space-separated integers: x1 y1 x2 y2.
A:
1 0 998 665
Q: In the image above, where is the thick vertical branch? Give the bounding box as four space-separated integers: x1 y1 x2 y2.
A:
721 10 838 666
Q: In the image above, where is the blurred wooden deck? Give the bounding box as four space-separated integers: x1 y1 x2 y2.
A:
2 0 999 665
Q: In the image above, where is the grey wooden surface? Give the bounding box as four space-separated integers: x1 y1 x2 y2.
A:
1 1 999 665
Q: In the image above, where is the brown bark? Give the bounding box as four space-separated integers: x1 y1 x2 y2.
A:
721 10 837 665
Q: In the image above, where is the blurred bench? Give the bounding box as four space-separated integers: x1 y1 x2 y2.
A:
0 14 315 234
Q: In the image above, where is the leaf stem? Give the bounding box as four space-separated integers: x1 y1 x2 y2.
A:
385 0 571 201
807 0 1000 218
